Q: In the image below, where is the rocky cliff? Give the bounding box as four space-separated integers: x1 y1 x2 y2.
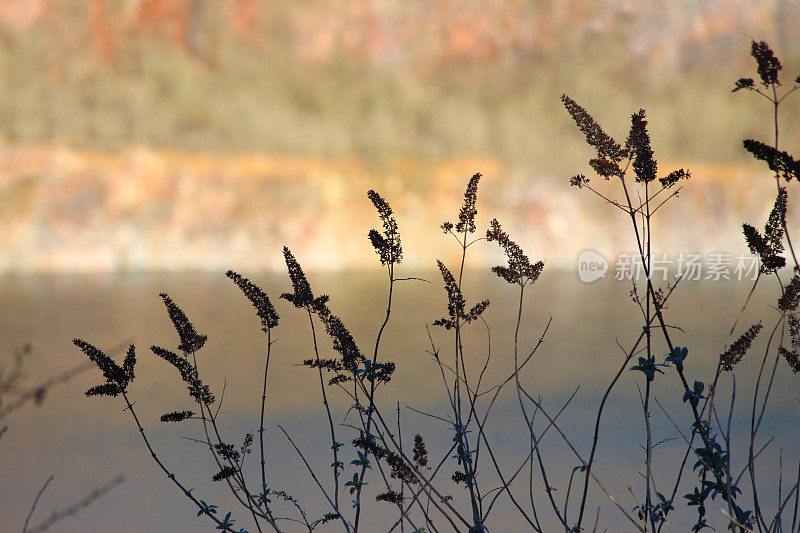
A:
0 145 789 273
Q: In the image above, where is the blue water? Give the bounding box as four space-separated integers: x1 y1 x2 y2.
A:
1 270 797 532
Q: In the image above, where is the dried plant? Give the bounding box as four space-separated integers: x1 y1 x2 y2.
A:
1 345 123 532
67 39 800 533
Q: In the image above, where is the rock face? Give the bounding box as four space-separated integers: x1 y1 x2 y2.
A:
0 144 790 273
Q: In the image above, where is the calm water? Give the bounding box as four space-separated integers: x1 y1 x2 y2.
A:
1 270 798 532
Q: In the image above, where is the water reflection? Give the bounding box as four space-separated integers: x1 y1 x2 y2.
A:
1 271 797 531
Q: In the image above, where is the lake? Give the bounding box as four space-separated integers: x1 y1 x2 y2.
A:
1 270 798 532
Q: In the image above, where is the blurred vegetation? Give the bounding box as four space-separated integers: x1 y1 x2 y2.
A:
0 0 797 170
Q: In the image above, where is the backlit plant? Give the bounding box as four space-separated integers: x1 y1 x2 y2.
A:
73 41 800 533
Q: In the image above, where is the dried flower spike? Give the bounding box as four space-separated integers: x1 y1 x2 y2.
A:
226 270 279 332
720 323 763 371
486 218 544 286
779 314 800 373
456 173 481 234
659 169 690 189
159 293 207 353
280 247 329 310
151 345 214 404
750 40 782 87
74 339 136 397
732 78 755 92
561 94 624 163
778 274 800 312
743 140 800 182
570 174 590 188
433 260 489 329
743 187 787 272
316 311 364 372
627 109 657 184
367 190 402 266
161 410 194 423
413 434 428 467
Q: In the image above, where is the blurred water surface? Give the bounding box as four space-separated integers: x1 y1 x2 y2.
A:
1 270 798 532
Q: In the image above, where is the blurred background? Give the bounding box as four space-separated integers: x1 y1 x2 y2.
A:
0 0 797 273
3 3 800 531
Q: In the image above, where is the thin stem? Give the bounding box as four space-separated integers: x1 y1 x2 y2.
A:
725 377 737 532
790 459 800 533
259 329 273 496
24 475 125 533
770 83 800 274
354 262 396 531
576 323 649 527
644 177 654 532
23 475 54 532
305 308 341 511
191 350 267 533
523 388 645 532
749 316 784 532
120 391 241 532
277 425 351 532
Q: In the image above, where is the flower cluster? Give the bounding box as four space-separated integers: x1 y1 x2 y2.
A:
312 303 365 374
442 173 482 235
627 109 657 184
412 434 428 467
375 490 404 505
560 94 624 163
720 323 763 372
659 168 690 189
742 187 786 272
743 140 800 182
353 434 416 485
280 247 328 309
74 340 136 397
151 345 215 405
432 260 489 330
226 270 279 332
160 410 194 423
778 274 800 312
751 40 782 86
367 190 402 266
486 218 544 287
160 293 207 353
779 315 800 373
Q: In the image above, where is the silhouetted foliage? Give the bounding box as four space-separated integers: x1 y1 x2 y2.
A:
74 340 135 397
486 218 544 286
561 94 624 163
751 40 782 86
367 190 402 266
280 247 326 309
779 314 800 373
720 323 763 371
456 173 481 234
627 109 657 184
151 345 214 404
742 187 787 272
778 274 800 312
226 270 279 331
432 260 489 330
159 293 207 353
743 140 800 182
69 38 800 533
